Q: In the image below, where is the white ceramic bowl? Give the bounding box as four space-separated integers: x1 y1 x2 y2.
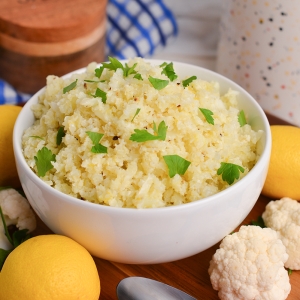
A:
13 60 271 264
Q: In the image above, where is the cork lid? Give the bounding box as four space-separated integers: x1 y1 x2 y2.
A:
0 0 107 42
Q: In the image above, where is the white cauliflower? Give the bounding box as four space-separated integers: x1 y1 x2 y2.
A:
0 188 36 250
262 197 300 270
208 225 290 300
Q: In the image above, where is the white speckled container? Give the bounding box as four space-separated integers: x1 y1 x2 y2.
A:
216 0 300 126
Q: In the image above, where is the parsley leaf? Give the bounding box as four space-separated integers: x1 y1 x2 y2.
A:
95 65 104 78
56 126 65 146
148 76 169 90
86 131 107 154
30 136 44 140
199 108 214 125
84 80 105 83
161 62 178 82
0 206 31 270
288 269 293 275
34 147 56 177
131 108 141 122
101 57 142 79
123 63 138 77
182 76 197 87
250 215 266 228
238 110 247 127
163 155 191 178
133 73 143 80
91 88 107 103
217 162 245 185
130 121 167 142
63 79 77 94
102 56 124 71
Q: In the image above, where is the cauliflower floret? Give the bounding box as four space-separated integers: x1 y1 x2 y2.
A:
0 188 36 250
262 197 300 270
208 225 290 300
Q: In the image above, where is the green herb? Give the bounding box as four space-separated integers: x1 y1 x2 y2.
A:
148 76 169 90
123 63 138 77
86 131 107 154
161 62 178 82
133 73 143 80
0 206 31 270
288 268 293 275
0 186 11 191
238 110 247 127
56 126 65 146
102 56 124 71
29 136 44 140
84 80 105 83
182 76 197 87
217 162 245 185
130 121 167 142
250 215 266 228
199 108 214 125
131 108 141 122
34 147 56 177
91 88 107 103
95 66 104 78
63 79 77 94
163 155 191 178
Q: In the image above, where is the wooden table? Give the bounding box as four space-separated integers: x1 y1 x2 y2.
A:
32 114 300 300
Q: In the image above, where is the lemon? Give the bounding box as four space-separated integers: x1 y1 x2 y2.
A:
0 234 100 300
0 105 22 188
262 125 300 200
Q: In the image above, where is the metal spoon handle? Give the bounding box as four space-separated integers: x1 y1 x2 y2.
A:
116 276 197 300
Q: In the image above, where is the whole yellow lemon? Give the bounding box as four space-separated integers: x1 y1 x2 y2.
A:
262 125 300 200
0 105 22 188
0 234 100 300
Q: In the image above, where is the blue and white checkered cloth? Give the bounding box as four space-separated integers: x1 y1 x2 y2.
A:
0 0 177 105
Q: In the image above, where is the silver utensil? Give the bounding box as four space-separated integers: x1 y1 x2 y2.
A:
116 276 197 300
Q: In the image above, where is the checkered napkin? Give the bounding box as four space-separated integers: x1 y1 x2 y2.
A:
0 0 177 105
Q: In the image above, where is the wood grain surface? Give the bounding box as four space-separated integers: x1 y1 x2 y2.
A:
0 0 107 42
0 0 107 94
32 114 299 299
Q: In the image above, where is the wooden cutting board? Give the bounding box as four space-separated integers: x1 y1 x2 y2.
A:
0 0 107 94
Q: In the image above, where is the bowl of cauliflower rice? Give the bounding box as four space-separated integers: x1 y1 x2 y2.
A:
13 57 271 264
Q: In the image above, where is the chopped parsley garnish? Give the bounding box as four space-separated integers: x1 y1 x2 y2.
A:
148 76 169 90
34 147 56 177
199 108 214 125
91 88 107 103
182 76 197 88
133 73 143 80
123 63 138 77
130 121 167 142
163 155 191 178
238 110 247 127
56 126 65 146
101 57 142 79
84 80 105 83
217 162 245 185
63 79 77 94
131 108 141 122
288 269 293 275
29 136 44 140
160 62 178 82
0 206 31 270
86 131 107 154
102 56 124 71
95 65 104 78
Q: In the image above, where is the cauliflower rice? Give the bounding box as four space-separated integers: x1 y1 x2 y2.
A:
22 58 263 208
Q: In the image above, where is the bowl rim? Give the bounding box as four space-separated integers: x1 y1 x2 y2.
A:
13 59 272 214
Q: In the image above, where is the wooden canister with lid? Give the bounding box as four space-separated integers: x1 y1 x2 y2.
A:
0 0 107 94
